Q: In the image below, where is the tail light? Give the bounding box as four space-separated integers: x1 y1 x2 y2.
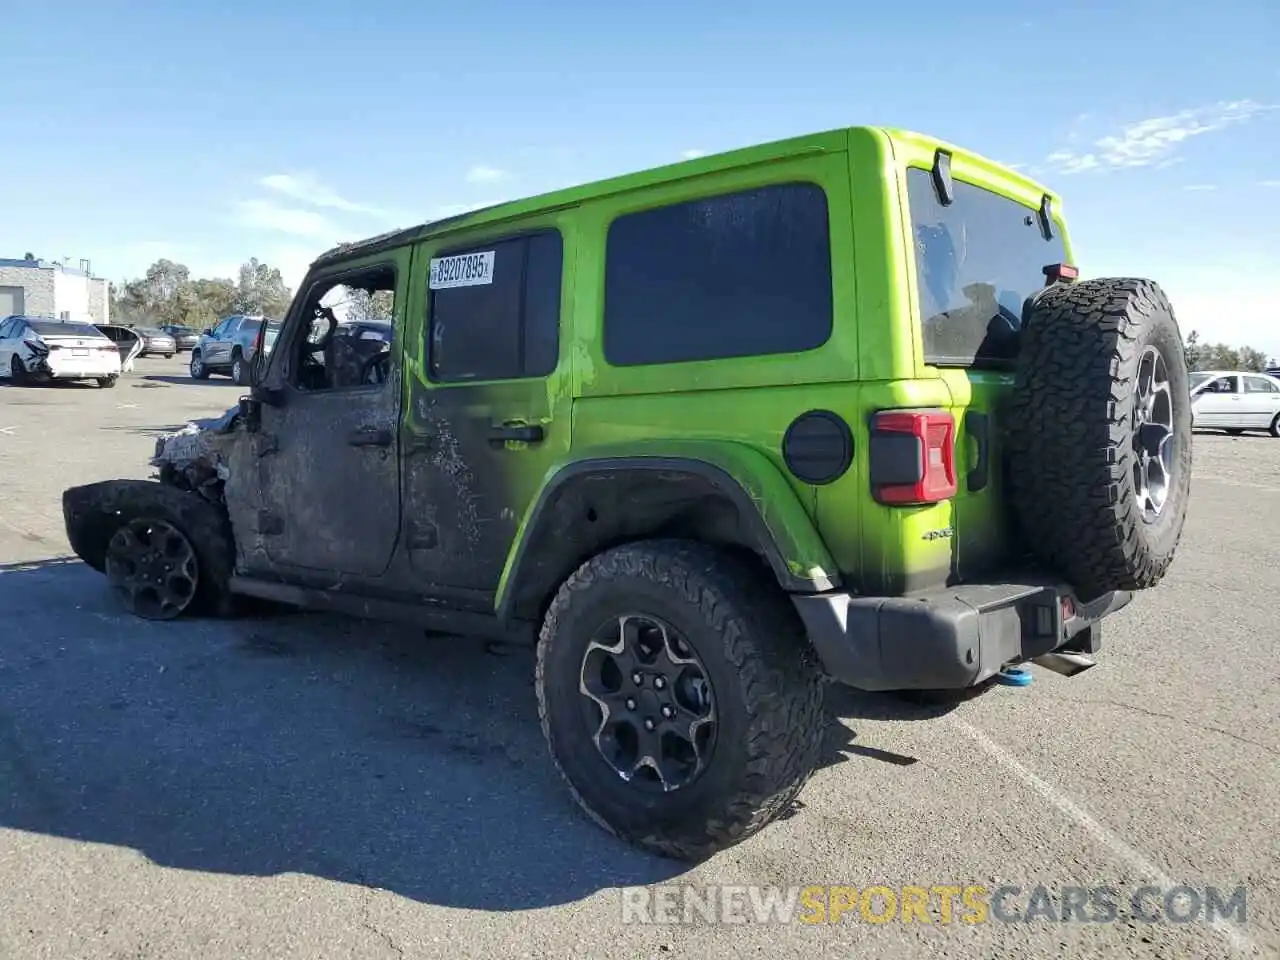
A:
869 409 957 505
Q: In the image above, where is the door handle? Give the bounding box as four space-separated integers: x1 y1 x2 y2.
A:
347 426 393 447
488 422 544 444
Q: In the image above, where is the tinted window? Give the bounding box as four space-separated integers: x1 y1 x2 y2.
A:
907 169 1067 367
602 184 832 367
26 319 103 336
1244 376 1278 393
0 319 13 338
428 231 562 381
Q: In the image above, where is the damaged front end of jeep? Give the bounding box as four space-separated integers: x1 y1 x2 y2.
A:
61 404 265 616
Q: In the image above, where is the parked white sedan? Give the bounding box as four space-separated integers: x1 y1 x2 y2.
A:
1190 370 1280 437
0 315 122 387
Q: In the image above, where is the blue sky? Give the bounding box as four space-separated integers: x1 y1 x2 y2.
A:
3 0 1277 357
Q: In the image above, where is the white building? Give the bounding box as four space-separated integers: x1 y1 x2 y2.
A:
0 256 110 323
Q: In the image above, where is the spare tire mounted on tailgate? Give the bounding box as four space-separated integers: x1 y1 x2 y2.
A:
1007 277 1192 601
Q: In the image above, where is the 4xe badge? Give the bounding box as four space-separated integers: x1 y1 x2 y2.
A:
923 527 954 541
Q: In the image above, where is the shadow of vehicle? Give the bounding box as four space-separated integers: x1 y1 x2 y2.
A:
140 375 243 387
1 558 947 905
0 558 697 908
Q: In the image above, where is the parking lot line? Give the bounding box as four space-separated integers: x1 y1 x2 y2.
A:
949 716 1261 958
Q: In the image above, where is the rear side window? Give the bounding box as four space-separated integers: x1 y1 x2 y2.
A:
603 183 833 367
1244 376 1278 393
907 169 1066 367
428 231 562 382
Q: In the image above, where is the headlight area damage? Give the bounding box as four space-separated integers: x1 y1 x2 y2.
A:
61 405 249 620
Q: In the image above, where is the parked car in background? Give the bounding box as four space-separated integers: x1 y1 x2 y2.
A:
160 324 200 352
1190 370 1280 436
190 314 281 384
133 327 177 358
0 315 121 387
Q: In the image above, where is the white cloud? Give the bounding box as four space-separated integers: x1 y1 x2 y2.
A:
1261 180 1280 188
1044 100 1276 174
465 165 508 184
260 173 387 217
1182 184 1218 192
681 149 708 160
234 199 335 239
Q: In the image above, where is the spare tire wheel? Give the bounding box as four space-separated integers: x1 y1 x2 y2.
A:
1006 278 1192 601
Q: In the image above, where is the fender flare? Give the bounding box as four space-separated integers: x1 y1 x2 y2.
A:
495 442 841 621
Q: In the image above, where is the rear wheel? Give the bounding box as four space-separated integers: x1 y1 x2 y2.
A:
1008 278 1193 600
536 539 825 861
189 350 209 380
9 355 28 385
97 375 117 388
1271 414 1280 439
230 350 248 386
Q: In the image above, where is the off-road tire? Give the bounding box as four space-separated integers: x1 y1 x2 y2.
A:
62 479 237 618
189 350 210 380
536 539 825 861
1007 278 1192 600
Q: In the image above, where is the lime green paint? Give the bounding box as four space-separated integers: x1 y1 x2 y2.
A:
493 437 840 614
307 124 1072 607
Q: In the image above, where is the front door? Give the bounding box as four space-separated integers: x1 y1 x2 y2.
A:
253 253 409 578
1191 375 1240 428
400 224 572 596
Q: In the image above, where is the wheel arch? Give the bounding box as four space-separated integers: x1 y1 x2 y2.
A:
495 444 841 623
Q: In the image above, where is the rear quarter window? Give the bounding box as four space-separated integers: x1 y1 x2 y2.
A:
602 182 833 366
907 169 1066 367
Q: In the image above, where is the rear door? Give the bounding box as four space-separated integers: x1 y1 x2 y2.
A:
1241 375 1280 428
400 222 573 597
901 162 1068 581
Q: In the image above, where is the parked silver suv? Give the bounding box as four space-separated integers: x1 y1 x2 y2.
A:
189 315 280 384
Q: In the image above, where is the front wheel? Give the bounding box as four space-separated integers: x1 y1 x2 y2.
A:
189 350 209 380
536 540 825 861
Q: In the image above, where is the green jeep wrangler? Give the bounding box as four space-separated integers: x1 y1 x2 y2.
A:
62 125 1193 861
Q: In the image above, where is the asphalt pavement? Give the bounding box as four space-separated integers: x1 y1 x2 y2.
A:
1 355 1276 959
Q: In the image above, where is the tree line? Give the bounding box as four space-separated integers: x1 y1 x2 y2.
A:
109 258 293 330
1183 331 1274 373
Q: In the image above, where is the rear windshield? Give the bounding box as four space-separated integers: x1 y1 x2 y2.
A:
27 320 103 337
907 168 1067 367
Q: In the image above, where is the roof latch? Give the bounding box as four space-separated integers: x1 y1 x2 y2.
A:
1038 194 1055 241
931 149 955 206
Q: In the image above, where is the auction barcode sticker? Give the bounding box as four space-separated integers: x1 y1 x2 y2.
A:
429 251 495 289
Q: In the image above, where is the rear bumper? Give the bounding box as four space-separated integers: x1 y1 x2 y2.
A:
792 579 1132 692
43 352 121 379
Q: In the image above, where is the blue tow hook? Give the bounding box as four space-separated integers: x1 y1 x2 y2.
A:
996 666 1033 687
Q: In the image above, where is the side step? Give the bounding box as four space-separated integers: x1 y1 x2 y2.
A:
1030 652 1097 677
